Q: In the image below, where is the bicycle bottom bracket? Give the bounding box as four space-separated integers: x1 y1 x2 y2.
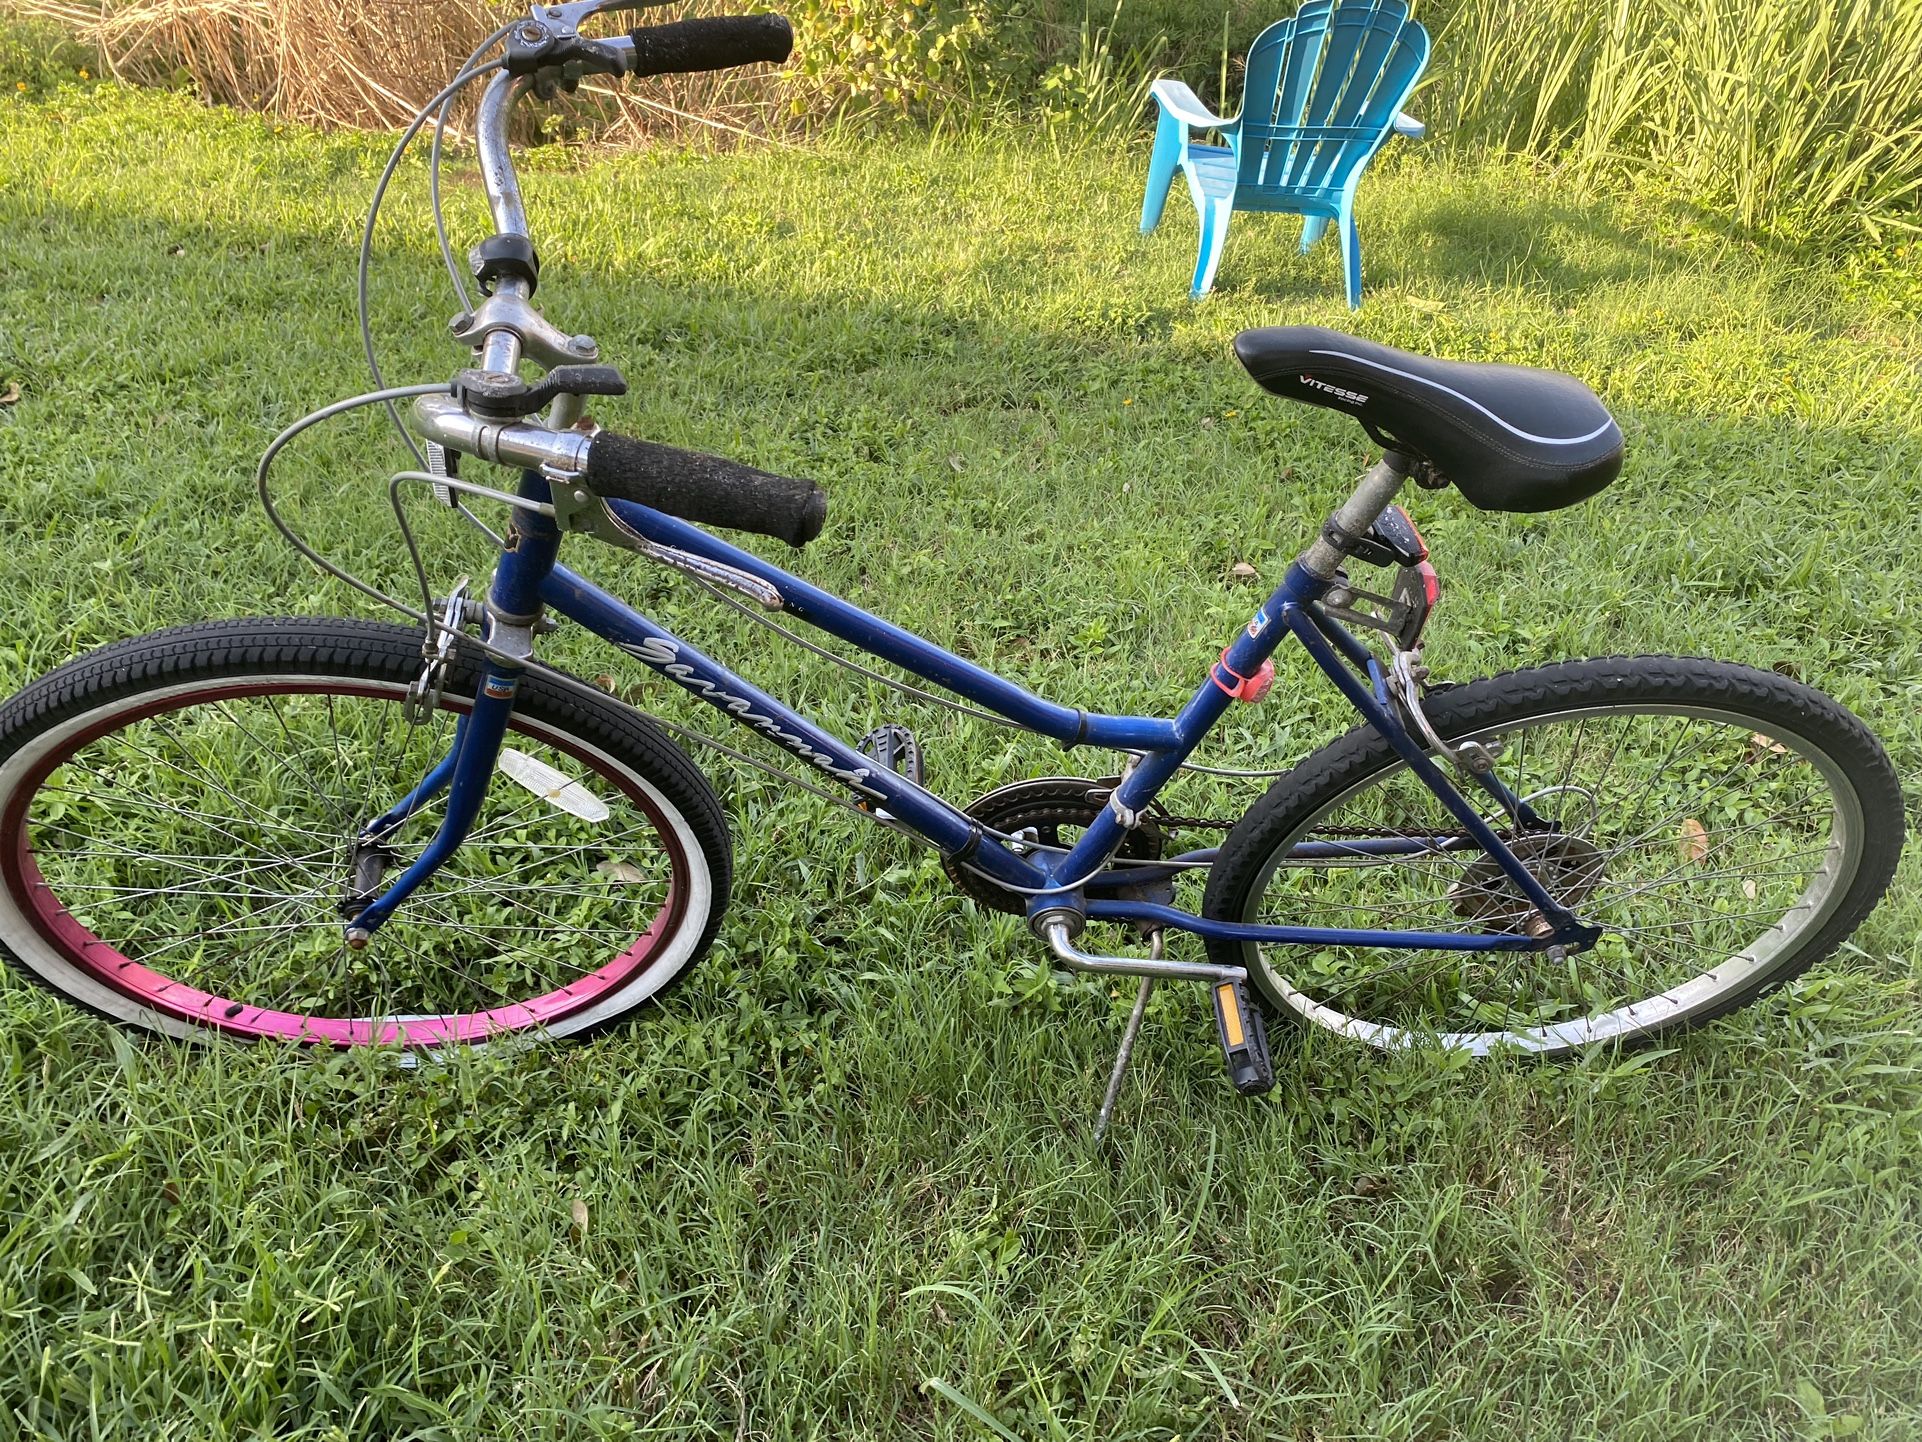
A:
1212 978 1276 1096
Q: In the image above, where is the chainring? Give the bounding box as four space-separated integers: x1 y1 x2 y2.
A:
944 776 1168 914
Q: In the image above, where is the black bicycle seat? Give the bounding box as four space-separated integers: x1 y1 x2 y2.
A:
1233 326 1623 513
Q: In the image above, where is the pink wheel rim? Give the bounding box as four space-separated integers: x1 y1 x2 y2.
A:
1 681 691 1045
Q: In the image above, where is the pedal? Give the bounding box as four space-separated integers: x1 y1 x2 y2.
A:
856 724 923 786
1211 978 1276 1096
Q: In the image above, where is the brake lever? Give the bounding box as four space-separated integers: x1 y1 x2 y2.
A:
453 364 628 421
506 0 675 76
529 0 673 37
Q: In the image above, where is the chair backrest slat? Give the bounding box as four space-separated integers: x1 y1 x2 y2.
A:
1234 0 1427 200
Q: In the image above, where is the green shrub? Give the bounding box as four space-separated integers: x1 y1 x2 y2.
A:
785 0 1011 118
0 13 96 96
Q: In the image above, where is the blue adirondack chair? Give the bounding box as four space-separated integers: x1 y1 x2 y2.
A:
1140 0 1430 307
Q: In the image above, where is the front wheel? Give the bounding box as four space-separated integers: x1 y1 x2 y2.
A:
1202 656 1904 1055
0 618 732 1047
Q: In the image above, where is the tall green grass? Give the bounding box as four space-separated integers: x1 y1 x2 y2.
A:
1423 0 1922 240
999 0 1922 239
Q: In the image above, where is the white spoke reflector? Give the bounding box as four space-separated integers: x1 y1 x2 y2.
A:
496 748 610 823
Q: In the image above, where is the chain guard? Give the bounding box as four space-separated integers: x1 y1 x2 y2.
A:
945 776 1168 914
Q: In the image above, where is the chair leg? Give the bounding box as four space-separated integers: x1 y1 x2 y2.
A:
1191 198 1233 299
1140 112 1181 235
1340 211 1362 310
1299 215 1329 253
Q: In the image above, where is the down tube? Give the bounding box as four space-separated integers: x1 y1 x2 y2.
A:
539 561 1049 895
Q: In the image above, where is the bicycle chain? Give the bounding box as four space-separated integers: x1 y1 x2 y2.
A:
1155 811 1239 832
1156 814 1475 840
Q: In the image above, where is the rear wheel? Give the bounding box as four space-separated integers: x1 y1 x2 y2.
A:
1202 657 1904 1055
0 618 731 1047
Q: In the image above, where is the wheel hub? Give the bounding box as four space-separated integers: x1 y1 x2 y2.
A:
1448 831 1607 927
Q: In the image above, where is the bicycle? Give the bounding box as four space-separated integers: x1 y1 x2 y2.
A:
0 5 1903 1128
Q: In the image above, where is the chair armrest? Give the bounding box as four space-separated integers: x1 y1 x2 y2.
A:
1391 111 1425 139
1150 77 1230 132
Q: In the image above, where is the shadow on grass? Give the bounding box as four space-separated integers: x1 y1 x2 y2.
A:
1204 172 1840 309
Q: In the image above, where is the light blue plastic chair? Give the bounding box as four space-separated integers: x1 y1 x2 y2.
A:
1140 0 1429 307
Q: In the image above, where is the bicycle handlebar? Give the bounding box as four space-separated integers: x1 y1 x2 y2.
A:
625 14 794 78
584 430 827 546
440 13 816 544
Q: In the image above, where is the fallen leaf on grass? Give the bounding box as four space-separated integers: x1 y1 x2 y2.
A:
570 1198 589 1237
1679 817 1709 864
1230 561 1259 580
0 382 19 406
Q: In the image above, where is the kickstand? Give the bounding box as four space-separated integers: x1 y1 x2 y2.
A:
1092 931 1161 1145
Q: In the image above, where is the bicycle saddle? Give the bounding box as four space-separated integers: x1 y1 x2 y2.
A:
1233 326 1623 513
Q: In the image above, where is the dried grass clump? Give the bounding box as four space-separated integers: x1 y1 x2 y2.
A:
10 0 784 136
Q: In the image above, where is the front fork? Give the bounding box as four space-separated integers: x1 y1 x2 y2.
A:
341 470 560 946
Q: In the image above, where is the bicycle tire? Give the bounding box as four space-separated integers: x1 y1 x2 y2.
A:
0 617 732 1047
1202 656 1904 1055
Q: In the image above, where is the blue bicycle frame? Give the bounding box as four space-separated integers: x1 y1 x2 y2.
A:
346 466 1597 959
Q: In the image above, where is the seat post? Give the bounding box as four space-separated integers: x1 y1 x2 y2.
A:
1298 451 1413 579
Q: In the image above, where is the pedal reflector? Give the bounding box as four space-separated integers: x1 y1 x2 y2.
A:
1215 983 1245 1047
1211 978 1275 1097
497 748 610 822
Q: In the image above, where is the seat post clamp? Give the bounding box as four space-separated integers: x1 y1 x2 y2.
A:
1320 515 1366 554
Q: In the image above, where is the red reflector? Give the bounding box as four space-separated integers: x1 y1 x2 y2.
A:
1399 506 1431 561
1419 560 1440 608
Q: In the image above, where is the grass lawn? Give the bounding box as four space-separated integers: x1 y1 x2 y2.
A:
1 85 1919 1440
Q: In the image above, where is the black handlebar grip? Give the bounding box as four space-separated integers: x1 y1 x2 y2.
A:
583 431 827 547
625 14 794 78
